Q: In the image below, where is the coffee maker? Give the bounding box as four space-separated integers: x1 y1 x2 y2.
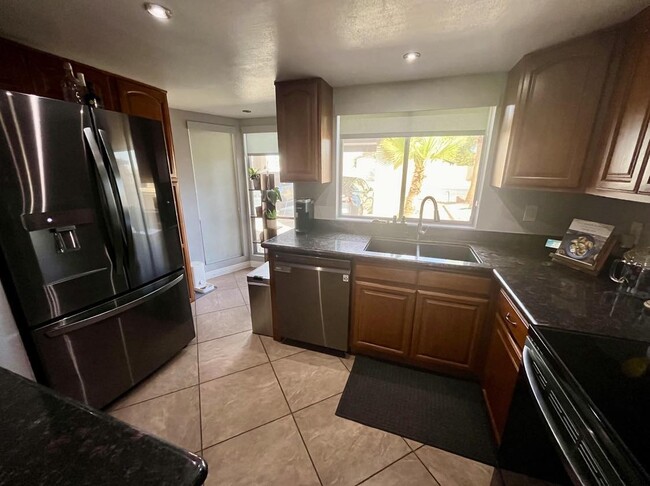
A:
295 199 314 233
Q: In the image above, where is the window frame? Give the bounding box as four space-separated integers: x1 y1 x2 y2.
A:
335 116 495 228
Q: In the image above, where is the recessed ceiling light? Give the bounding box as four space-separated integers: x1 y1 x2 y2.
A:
144 3 172 19
403 52 421 62
242 109 252 114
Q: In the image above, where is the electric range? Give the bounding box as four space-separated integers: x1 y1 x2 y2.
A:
518 324 650 485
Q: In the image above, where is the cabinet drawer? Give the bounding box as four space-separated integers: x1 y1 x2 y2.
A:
355 263 417 285
496 290 528 349
418 270 491 296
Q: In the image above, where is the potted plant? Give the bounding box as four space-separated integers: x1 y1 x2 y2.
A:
264 187 282 230
248 167 261 190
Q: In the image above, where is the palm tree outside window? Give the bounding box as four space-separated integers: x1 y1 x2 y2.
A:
338 107 493 224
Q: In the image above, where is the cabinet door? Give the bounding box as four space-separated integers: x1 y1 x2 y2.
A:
482 316 521 442
115 78 176 175
26 49 67 100
276 80 320 182
504 31 615 188
410 290 488 373
0 38 33 93
595 11 650 193
351 281 416 358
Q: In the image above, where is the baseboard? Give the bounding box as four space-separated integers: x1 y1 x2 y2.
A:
204 260 262 280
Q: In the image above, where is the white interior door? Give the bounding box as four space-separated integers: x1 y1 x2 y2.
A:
188 122 244 268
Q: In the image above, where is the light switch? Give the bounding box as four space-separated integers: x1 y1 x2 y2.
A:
523 205 538 222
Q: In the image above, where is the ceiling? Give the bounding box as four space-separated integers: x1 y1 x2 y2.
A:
0 0 647 118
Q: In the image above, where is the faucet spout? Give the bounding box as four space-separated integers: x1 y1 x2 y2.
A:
417 196 441 239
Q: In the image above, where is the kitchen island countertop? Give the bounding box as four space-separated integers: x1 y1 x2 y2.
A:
263 229 650 343
0 366 207 485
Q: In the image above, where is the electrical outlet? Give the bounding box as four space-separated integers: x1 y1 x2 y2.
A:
523 205 538 222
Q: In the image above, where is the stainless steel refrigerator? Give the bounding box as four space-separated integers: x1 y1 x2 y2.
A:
0 90 194 408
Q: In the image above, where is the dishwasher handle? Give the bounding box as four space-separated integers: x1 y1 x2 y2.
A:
274 262 350 275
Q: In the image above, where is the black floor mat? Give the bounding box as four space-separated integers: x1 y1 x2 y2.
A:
335 355 497 466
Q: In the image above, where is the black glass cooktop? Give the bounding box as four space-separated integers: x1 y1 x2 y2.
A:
537 326 650 476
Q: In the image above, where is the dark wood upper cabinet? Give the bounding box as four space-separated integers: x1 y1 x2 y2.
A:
493 29 617 189
275 78 333 183
409 290 488 374
0 38 33 93
590 8 650 198
115 78 177 176
25 48 68 101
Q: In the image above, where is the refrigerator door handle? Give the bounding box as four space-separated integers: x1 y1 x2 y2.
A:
97 129 133 242
83 127 126 273
45 273 185 337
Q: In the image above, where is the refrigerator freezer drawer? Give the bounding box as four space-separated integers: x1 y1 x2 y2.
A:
31 271 194 408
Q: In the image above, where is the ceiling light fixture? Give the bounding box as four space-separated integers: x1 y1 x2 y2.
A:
144 3 172 19
242 109 252 114
403 51 421 62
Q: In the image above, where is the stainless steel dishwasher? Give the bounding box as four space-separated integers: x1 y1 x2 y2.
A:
273 252 351 352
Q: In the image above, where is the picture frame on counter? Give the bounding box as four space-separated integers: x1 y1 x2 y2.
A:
552 219 616 276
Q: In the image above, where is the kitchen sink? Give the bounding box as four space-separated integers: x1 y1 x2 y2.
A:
364 238 480 264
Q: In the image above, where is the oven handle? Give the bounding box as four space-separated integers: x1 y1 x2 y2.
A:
523 343 591 485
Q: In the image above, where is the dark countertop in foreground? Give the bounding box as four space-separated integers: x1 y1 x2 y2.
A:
0 367 207 486
263 229 650 343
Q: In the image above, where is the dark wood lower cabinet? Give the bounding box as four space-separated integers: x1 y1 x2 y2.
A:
482 315 522 442
350 264 492 377
410 290 488 373
351 280 416 358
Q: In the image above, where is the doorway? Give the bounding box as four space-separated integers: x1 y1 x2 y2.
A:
188 122 246 272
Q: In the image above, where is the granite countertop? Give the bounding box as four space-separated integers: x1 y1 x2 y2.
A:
263 229 650 343
0 367 207 485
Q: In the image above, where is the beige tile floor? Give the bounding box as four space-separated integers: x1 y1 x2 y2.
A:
108 267 506 486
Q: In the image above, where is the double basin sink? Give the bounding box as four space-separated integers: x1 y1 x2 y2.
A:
364 238 480 264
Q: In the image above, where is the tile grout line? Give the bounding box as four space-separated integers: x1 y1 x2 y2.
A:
108 381 199 412
354 449 414 486
195 327 204 455
412 447 443 486
201 412 293 452
287 385 351 413
112 354 270 413
197 328 252 346
262 339 324 486
115 331 290 412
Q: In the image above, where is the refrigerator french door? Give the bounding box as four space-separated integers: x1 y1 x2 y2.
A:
0 90 194 408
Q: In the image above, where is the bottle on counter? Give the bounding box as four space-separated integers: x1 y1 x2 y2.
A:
61 62 85 104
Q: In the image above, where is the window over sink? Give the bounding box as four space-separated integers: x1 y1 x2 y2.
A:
337 107 494 224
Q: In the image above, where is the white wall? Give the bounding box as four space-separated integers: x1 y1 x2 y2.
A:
0 281 34 380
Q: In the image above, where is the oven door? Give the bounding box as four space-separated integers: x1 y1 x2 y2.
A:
523 338 627 486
